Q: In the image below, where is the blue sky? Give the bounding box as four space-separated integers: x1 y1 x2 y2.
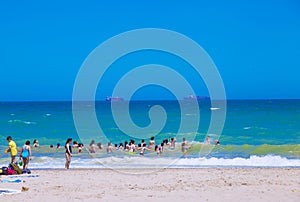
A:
0 0 299 101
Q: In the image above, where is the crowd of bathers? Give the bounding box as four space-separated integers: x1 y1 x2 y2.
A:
86 136 181 156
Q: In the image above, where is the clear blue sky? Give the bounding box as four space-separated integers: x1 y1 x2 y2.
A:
0 0 299 101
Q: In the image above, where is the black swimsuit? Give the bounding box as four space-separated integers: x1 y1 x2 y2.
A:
65 144 72 154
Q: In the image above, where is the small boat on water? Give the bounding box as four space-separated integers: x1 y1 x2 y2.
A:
184 95 210 100
105 96 124 102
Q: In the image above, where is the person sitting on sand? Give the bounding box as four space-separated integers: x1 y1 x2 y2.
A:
56 143 61 149
181 138 191 155
19 140 32 170
5 136 17 163
33 139 39 148
214 140 220 145
107 142 113 153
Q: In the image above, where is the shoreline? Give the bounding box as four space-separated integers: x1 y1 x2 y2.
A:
1 167 299 201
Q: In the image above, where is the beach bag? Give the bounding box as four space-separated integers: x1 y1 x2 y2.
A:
0 167 8 175
9 163 22 174
7 168 15 175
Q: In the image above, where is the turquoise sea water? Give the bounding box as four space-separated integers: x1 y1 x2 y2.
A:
0 100 299 168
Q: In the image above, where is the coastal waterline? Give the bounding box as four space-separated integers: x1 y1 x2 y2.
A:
0 100 299 168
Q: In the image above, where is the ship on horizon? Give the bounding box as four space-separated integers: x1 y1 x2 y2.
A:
105 96 124 102
184 95 210 100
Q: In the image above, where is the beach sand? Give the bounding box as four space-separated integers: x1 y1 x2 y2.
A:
1 168 299 202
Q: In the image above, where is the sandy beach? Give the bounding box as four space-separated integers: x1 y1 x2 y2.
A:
1 168 299 202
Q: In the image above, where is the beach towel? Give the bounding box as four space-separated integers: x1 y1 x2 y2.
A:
9 174 39 178
0 189 21 195
1 179 22 183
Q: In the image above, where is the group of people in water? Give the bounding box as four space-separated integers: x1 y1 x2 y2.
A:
5 135 219 170
87 136 181 156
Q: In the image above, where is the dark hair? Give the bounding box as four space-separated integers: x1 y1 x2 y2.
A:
119 143 123 147
141 139 145 143
155 145 158 151
50 144 53 148
6 136 12 141
33 139 37 143
25 140 30 145
138 143 141 147
65 138 72 145
150 136 154 140
73 141 78 145
161 143 164 147
114 144 118 147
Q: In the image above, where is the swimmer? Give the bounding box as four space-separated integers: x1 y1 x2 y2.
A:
107 142 113 153
181 138 191 155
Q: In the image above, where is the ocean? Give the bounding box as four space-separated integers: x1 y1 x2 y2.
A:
0 100 299 169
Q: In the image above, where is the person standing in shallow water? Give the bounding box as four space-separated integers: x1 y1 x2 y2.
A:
6 136 17 163
20 140 32 170
65 138 73 169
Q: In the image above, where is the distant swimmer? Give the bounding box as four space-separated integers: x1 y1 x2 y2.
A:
205 136 211 144
88 140 97 153
33 139 39 148
148 136 155 150
107 142 113 153
170 137 176 149
139 144 150 156
181 137 191 155
214 140 220 145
